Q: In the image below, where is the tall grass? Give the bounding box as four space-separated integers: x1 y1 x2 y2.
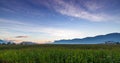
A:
0 44 120 63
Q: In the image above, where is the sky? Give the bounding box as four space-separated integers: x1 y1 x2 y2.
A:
0 0 120 44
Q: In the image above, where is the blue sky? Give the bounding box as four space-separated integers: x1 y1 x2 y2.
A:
0 0 120 43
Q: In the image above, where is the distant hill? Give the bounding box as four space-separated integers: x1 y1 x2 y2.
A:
20 41 36 45
53 33 120 44
0 39 15 44
0 39 8 44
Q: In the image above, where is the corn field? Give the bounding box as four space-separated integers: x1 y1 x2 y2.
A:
0 44 120 63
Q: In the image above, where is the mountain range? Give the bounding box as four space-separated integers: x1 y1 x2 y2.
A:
53 33 120 44
0 39 36 45
0 39 8 44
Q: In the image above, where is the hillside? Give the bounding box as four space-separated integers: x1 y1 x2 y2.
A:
54 33 120 44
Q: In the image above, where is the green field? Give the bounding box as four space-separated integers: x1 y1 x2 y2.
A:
0 44 120 63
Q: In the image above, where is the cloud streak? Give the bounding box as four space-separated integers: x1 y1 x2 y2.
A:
0 19 26 25
52 0 107 22
39 0 119 22
0 0 49 18
15 36 28 38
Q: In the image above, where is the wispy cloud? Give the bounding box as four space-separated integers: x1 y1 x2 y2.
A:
0 19 26 25
51 0 107 22
0 7 16 13
84 0 103 11
0 0 47 18
40 0 119 22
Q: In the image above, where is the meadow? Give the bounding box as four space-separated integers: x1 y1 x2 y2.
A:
0 44 120 63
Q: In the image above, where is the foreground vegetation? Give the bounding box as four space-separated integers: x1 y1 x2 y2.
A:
0 44 120 63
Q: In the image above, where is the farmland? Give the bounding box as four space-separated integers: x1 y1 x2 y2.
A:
0 44 120 63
